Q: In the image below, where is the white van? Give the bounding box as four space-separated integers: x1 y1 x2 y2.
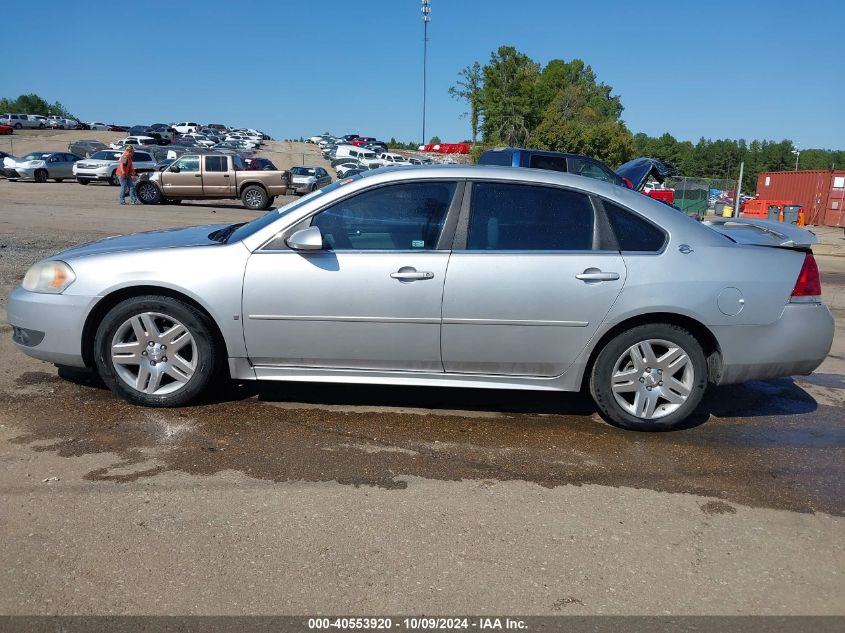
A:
333 145 379 167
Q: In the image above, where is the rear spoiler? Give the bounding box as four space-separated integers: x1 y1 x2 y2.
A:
702 217 817 249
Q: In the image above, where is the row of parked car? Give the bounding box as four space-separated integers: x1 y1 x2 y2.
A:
310 133 435 178
0 114 81 130
0 146 278 186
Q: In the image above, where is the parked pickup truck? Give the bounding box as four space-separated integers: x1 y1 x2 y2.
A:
135 153 289 210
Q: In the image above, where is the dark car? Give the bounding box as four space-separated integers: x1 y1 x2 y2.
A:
128 126 167 145
108 124 129 132
478 147 626 188
363 142 388 154
242 157 278 171
68 139 108 157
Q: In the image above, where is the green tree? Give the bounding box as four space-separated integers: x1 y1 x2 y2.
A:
448 61 483 144
478 46 540 144
428 135 442 144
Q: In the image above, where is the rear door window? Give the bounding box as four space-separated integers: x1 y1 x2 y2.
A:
466 182 595 251
528 154 567 172
205 156 228 172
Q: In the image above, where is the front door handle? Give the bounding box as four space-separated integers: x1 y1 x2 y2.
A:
575 269 620 282
194 174 201 178
391 267 434 281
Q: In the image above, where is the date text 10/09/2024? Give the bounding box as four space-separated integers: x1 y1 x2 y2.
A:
307 617 528 630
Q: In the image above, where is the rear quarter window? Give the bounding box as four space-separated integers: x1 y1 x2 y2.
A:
603 200 667 252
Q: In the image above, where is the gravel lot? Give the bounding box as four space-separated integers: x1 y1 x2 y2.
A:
0 132 843 616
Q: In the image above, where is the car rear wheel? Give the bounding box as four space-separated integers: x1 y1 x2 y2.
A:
590 323 707 431
94 295 220 407
136 181 162 204
109 171 119 186
241 184 269 210
77 178 90 185
14 123 22 129
34 169 48 183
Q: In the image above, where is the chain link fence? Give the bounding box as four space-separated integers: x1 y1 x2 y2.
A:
664 176 736 217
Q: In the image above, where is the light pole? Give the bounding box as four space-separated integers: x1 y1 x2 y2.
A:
792 148 800 171
421 0 430 146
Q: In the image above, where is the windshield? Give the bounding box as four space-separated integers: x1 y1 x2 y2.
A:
90 151 122 160
291 167 316 176
21 153 50 161
225 178 359 244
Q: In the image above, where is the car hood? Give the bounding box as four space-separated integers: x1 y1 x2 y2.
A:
53 224 231 260
616 157 677 191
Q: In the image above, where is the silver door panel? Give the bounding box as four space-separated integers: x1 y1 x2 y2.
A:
242 251 449 370
441 253 626 376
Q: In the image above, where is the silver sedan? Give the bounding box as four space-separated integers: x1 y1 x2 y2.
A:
6 166 834 430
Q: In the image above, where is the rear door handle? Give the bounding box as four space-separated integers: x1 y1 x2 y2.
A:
575 270 620 282
391 268 434 281
194 174 201 178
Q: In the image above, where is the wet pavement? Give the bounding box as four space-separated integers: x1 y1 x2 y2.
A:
4 366 843 516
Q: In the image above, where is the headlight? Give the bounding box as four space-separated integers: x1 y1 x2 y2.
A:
22 261 76 294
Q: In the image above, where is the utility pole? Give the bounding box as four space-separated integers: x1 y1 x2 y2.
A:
792 147 800 171
734 161 744 218
421 0 430 146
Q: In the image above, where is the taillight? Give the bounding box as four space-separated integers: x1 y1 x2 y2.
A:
791 253 821 298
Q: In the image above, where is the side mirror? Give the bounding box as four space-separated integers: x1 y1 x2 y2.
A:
286 226 324 251
170 165 181 173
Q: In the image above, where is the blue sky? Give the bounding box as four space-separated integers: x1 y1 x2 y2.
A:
2 1 842 149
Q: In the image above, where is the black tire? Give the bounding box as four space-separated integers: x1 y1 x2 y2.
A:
38 123 45 129
109 170 119 186
34 169 48 183
93 295 220 407
77 178 90 185
589 323 708 431
14 123 22 129
241 184 269 210
136 181 162 204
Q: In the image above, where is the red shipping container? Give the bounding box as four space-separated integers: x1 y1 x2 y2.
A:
756 170 845 227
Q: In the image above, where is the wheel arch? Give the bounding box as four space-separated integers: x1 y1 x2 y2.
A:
237 180 268 197
581 312 723 389
81 285 229 369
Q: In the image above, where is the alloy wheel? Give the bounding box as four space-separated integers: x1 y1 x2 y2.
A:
110 312 198 395
609 338 694 420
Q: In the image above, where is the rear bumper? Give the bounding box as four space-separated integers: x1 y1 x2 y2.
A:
712 302 834 385
6 286 99 368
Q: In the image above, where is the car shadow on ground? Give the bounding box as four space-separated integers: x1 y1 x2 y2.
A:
56 366 820 431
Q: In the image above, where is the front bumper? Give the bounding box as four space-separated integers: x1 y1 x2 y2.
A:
73 167 113 180
713 302 835 385
290 181 316 193
12 167 37 179
6 286 99 368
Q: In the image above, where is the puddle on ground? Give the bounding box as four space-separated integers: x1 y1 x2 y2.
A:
1 369 843 515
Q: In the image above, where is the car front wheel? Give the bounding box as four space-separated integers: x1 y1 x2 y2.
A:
136 181 162 204
590 324 707 431
94 295 220 407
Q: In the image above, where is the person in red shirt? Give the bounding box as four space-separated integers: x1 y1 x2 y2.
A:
116 145 138 205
